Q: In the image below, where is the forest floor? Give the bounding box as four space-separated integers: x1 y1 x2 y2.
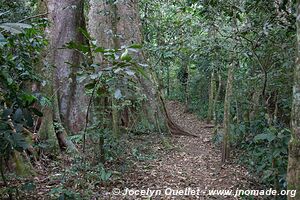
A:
97 100 258 200
8 101 260 200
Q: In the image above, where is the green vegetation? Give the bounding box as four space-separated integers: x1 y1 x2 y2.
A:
0 0 300 199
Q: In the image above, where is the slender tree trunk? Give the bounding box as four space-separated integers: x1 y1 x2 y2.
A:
183 64 189 110
287 2 300 199
213 72 221 125
274 93 278 122
167 64 170 96
111 95 120 138
207 70 216 123
235 100 240 124
249 91 260 121
222 63 234 163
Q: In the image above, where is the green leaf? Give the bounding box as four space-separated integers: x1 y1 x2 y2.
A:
79 27 92 40
39 96 52 107
254 133 276 142
114 89 122 99
94 47 105 53
12 132 29 151
120 49 132 61
21 182 36 191
85 82 96 90
2 109 13 120
0 23 32 34
128 44 142 49
20 93 37 106
0 32 7 46
90 72 102 80
23 109 34 127
58 194 65 200
0 11 10 17
13 109 23 123
64 41 89 53
134 65 149 79
1 69 13 85
100 170 112 181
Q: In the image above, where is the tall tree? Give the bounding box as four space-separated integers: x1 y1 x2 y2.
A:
222 2 239 162
222 62 234 162
287 1 300 199
207 70 216 123
88 0 193 136
46 0 88 148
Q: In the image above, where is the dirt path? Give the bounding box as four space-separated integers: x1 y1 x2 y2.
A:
101 101 254 199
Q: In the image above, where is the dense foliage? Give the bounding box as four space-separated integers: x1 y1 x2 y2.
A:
0 0 299 199
0 20 47 164
140 0 296 192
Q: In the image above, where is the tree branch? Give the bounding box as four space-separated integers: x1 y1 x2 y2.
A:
18 12 49 23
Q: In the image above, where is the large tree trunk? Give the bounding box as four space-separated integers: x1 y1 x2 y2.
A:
287 2 300 199
46 0 88 134
45 0 88 150
88 0 193 136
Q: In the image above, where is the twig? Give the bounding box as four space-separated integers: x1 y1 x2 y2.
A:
83 79 100 154
18 12 49 23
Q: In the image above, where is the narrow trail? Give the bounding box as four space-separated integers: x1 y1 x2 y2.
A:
102 101 255 199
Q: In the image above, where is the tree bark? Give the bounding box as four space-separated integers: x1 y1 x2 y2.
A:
207 70 216 123
222 63 234 163
213 72 221 125
35 1 57 142
287 2 300 199
88 0 193 136
46 0 88 134
44 0 89 151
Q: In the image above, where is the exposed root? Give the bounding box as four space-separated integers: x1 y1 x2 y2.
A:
160 96 198 137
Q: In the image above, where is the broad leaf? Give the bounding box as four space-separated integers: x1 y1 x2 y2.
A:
0 23 32 34
0 32 7 46
254 133 276 142
13 109 23 123
85 82 96 90
128 44 142 49
114 89 122 99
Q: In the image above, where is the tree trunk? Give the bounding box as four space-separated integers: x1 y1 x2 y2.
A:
45 0 88 151
207 70 216 123
167 64 170 96
213 72 221 125
287 2 300 199
36 1 56 142
38 81 56 142
183 64 189 110
249 90 260 121
88 0 193 136
222 63 234 163
46 0 88 134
